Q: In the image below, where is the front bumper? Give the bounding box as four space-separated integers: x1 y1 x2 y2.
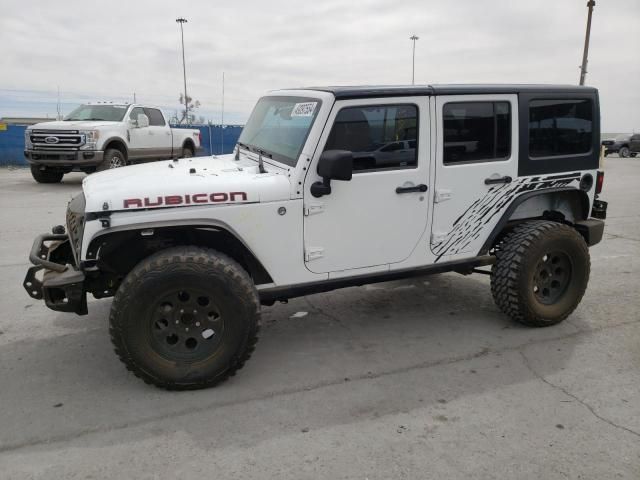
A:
23 233 87 315
24 149 104 167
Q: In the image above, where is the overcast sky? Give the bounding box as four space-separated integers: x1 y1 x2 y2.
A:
1 0 638 131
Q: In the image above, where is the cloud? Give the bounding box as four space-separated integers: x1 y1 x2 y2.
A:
0 0 638 131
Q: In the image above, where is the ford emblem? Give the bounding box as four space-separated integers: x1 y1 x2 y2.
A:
44 136 59 144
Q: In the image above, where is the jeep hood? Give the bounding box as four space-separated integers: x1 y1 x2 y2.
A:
82 155 292 213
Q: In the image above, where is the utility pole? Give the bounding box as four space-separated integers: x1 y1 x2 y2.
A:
221 72 225 154
133 92 136 103
56 86 61 120
176 17 189 124
579 1 595 86
410 35 419 85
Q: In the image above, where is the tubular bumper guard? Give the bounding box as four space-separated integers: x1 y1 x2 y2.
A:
23 233 87 315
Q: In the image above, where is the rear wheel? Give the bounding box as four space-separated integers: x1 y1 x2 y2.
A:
490 221 590 327
619 146 630 158
30 165 63 183
182 145 194 158
109 247 260 390
97 148 127 171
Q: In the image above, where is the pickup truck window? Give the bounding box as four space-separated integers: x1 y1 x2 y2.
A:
144 108 166 127
443 102 511 165
529 99 592 157
238 96 321 167
324 104 418 172
64 105 128 122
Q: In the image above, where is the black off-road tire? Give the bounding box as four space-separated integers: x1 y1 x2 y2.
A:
30 165 63 183
490 221 590 327
109 246 261 390
619 146 630 158
97 148 127 171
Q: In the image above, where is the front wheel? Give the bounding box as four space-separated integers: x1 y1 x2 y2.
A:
619 146 631 158
490 221 590 327
97 148 127 171
30 165 63 183
109 247 260 390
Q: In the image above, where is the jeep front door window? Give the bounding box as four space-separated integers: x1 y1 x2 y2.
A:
323 104 418 171
238 96 321 167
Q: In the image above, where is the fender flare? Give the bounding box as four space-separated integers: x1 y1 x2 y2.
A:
83 218 273 284
477 187 590 255
102 137 129 158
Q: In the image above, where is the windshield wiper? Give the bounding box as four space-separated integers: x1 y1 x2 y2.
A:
256 149 271 174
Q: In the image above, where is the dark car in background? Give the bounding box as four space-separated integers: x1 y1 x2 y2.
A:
602 133 639 157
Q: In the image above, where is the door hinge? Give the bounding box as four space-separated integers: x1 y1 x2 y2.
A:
305 247 324 262
304 203 324 216
434 188 452 203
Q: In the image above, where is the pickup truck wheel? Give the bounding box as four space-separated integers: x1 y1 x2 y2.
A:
490 221 590 327
182 146 194 158
97 149 126 171
618 146 630 158
109 246 260 390
30 165 63 183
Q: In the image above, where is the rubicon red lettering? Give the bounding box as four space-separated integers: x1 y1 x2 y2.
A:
122 192 248 209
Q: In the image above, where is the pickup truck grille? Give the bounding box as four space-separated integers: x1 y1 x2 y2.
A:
30 130 85 150
66 193 86 266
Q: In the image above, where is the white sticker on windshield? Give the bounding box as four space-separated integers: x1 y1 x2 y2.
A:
291 102 317 117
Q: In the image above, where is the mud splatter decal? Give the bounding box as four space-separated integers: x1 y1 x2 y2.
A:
431 173 581 261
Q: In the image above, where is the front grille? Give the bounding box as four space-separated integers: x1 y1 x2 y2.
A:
30 129 85 150
66 193 86 266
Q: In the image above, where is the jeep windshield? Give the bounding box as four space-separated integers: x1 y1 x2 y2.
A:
64 105 128 122
237 96 321 167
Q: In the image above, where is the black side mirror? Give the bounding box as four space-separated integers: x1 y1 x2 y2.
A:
310 150 353 198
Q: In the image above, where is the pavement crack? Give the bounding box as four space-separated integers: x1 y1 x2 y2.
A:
604 232 640 243
519 350 640 439
303 296 354 335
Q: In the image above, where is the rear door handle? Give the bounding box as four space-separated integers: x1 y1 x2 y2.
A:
396 184 428 194
484 176 512 185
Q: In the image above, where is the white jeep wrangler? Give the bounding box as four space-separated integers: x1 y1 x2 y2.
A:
24 85 608 390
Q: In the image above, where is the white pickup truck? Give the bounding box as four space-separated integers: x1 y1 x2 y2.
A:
24 103 202 183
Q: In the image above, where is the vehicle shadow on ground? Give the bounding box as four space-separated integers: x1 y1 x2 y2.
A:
0 272 585 451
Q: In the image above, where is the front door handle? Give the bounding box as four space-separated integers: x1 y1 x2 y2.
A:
484 176 512 185
396 184 428 194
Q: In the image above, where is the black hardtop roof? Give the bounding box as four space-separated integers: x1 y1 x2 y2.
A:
299 84 597 99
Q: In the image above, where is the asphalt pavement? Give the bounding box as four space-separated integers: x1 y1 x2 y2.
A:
0 159 638 479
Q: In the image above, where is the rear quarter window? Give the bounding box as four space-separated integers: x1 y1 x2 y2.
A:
529 99 593 157
518 92 600 176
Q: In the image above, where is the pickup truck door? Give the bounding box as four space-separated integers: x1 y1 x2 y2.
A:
303 97 431 274
630 134 640 153
144 107 173 159
430 94 518 262
128 107 154 157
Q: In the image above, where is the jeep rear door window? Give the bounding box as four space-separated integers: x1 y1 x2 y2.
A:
144 108 166 126
443 102 511 164
238 96 321 167
529 99 592 157
324 104 418 172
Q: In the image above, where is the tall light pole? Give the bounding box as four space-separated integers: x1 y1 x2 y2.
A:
579 1 595 86
410 35 419 85
176 17 189 124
